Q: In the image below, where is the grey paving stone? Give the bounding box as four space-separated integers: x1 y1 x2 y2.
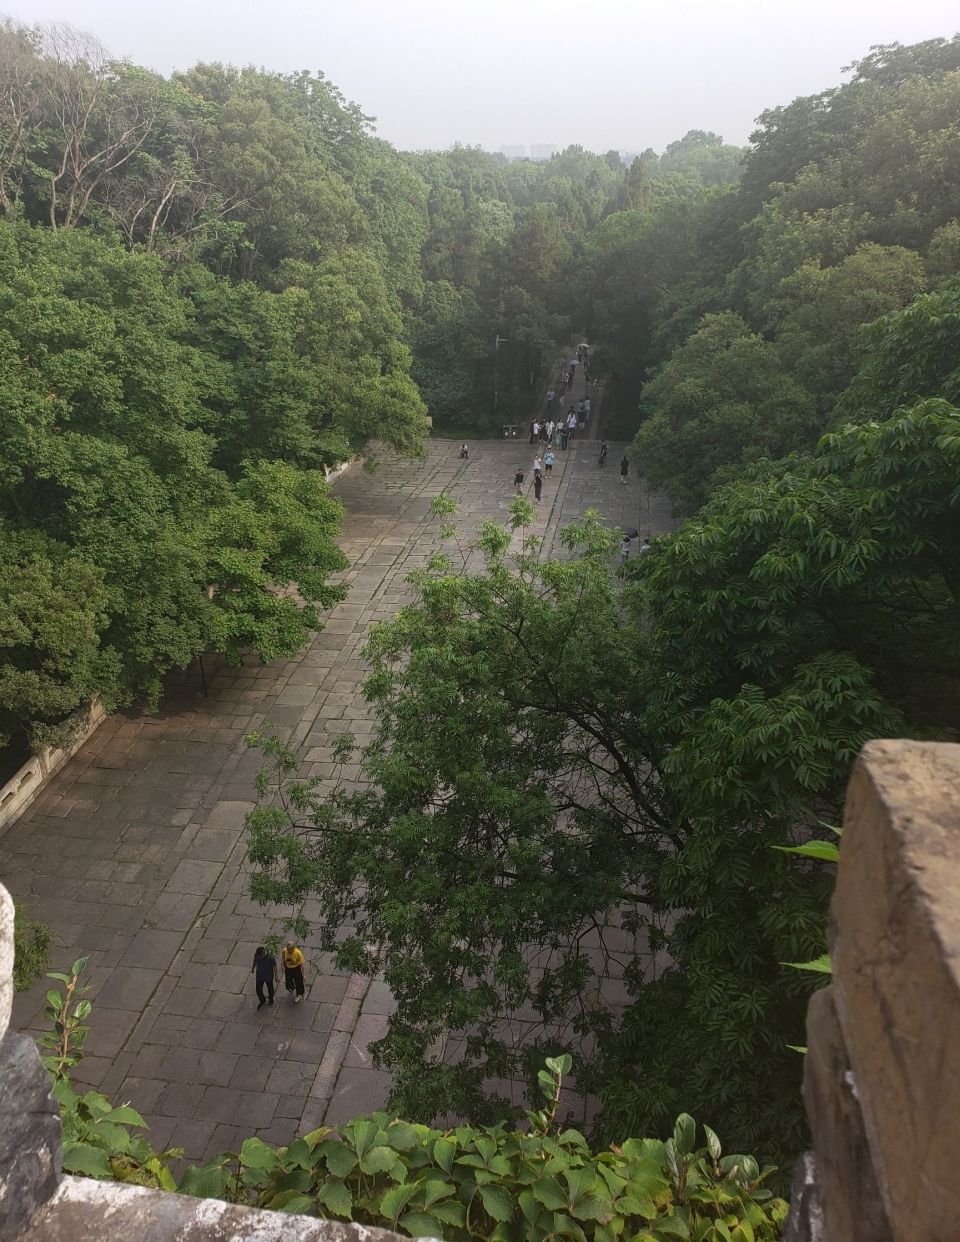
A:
101 967 163 1011
155 1080 202 1119
198 1086 279 1128
119 929 185 969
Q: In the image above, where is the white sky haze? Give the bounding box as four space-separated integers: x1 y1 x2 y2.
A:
5 0 959 152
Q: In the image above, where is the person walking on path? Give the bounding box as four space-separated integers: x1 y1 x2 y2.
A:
566 409 577 440
599 441 609 467
514 468 525 495
560 426 568 450
544 448 555 475
533 454 543 478
547 387 556 408
252 946 279 1009
282 941 306 1002
534 473 543 503
532 419 540 444
619 455 630 484
621 534 631 565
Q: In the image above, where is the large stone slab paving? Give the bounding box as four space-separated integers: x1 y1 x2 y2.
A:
2 379 676 1161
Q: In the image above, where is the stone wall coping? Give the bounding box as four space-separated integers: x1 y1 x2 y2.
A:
19 1176 427 1242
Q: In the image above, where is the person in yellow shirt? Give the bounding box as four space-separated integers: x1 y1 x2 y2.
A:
281 941 306 1003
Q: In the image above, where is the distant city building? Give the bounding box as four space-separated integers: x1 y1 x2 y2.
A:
499 144 527 160
530 144 556 161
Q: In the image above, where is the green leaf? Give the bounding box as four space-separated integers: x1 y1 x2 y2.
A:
398 1210 443 1237
572 1193 614 1223
387 1121 421 1151
774 840 839 862
703 1125 721 1162
673 1115 696 1157
431 1199 467 1228
782 953 833 974
101 1105 147 1129
273 1169 313 1193
381 1182 420 1221
533 1176 567 1210
62 1141 113 1179
240 1137 280 1171
479 1184 514 1222
176 1162 230 1198
278 1193 317 1214
432 1137 455 1174
317 1179 353 1218
360 1144 400 1175
319 1140 357 1177
651 1214 690 1239
420 1180 455 1208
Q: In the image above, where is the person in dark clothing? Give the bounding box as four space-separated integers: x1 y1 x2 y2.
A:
620 455 630 484
514 468 525 495
534 473 543 503
252 946 278 1008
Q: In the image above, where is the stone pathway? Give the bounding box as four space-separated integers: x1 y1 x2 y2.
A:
3 380 676 1163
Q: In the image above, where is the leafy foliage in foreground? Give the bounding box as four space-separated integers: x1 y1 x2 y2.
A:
12 905 51 993
179 1078 787 1242
38 965 786 1240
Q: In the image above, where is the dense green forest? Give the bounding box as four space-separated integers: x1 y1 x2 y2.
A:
4 12 960 1187
0 18 741 756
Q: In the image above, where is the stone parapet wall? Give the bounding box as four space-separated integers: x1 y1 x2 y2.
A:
0 698 106 834
787 740 960 1241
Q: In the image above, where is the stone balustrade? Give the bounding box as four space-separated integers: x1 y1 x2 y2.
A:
785 739 960 1241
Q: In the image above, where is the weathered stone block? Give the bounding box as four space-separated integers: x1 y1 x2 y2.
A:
0 1031 61 1239
830 739 960 1239
781 1153 824 1242
20 1175 419 1241
802 987 891 1240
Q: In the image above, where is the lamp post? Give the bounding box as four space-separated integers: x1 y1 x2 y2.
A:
494 333 509 411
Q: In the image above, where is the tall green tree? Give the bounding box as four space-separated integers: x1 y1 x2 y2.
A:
632 312 818 511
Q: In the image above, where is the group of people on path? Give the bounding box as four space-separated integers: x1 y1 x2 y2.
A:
531 399 592 448
252 941 307 1009
515 446 556 502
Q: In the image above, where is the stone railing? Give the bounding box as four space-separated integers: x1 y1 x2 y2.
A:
0 881 408 1241
0 699 106 834
785 739 960 1241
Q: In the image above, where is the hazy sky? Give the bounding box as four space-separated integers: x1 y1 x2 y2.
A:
6 0 959 153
